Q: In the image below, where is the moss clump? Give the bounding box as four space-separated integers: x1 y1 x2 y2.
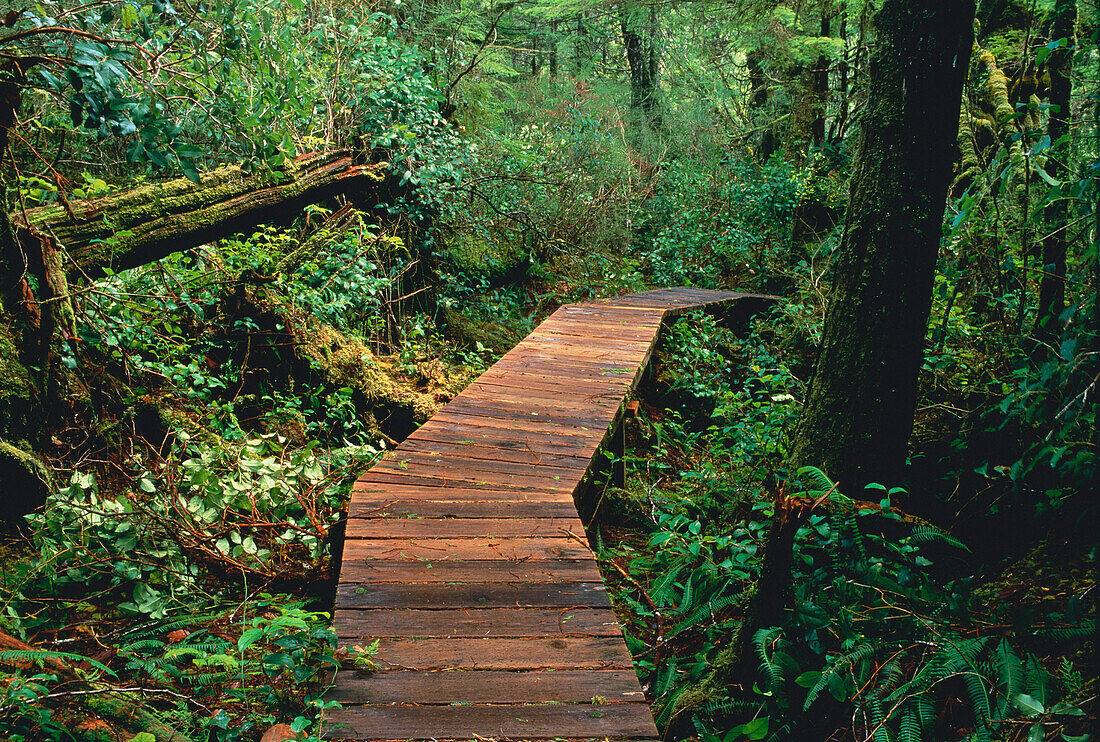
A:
439 305 521 355
289 315 476 439
0 438 51 523
0 324 33 438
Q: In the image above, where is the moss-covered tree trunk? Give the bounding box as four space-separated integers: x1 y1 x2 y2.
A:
11 151 394 280
789 0 974 489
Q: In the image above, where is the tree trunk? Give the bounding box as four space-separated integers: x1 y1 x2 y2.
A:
747 50 777 161
10 151 394 281
789 0 975 490
620 5 659 123
549 21 558 77
1034 0 1075 339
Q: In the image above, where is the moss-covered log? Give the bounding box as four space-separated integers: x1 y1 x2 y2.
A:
11 151 393 280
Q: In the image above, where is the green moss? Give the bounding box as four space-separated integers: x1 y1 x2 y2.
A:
290 316 473 437
0 324 33 437
439 306 521 355
0 438 51 523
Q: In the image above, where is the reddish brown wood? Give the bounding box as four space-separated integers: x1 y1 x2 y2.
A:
324 704 659 740
334 607 622 638
342 536 593 562
346 516 587 539
348 636 637 670
325 288 775 741
335 582 611 609
339 559 604 584
327 669 645 704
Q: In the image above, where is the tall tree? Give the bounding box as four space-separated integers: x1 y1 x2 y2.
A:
620 3 660 123
788 0 975 488
1034 0 1076 339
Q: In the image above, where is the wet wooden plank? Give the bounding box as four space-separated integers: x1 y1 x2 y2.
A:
349 500 583 520
334 607 622 638
324 703 658 740
371 451 586 479
327 669 646 704
394 438 591 467
348 636 637 671
342 536 592 562
346 516 587 539
335 582 611 609
339 559 604 584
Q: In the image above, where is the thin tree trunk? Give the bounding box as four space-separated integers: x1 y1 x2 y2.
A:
1035 0 1075 339
620 5 659 123
789 0 975 490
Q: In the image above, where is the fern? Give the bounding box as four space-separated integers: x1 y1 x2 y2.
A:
803 642 886 710
909 524 969 551
764 719 797 742
697 698 759 718
0 649 115 677
899 703 922 742
667 590 747 639
1032 619 1095 643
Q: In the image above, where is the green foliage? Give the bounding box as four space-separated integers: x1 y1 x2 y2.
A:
17 436 370 622
640 158 799 287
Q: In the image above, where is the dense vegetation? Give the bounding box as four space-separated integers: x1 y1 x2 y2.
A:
0 0 1095 740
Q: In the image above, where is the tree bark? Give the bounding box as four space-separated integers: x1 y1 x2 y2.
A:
1034 0 1075 339
789 0 975 490
620 5 659 123
747 50 777 161
10 151 394 281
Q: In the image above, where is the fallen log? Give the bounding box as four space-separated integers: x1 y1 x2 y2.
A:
11 150 395 280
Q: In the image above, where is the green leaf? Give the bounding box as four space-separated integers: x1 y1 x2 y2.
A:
795 671 821 688
742 716 769 740
238 627 265 653
1036 168 1061 187
1014 693 1045 717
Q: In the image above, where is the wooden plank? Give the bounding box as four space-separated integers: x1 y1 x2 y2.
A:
342 537 592 562
345 516 587 539
350 481 569 498
348 636 637 671
349 500 583 520
371 451 585 479
357 469 576 492
335 582 611 609
333 607 622 638
432 404 618 429
409 416 604 442
323 703 658 740
339 559 604 584
394 438 591 467
327 670 646 704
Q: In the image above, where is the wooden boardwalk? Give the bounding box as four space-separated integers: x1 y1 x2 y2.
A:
325 288 772 741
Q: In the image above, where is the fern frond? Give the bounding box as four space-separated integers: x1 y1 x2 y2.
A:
1033 619 1096 643
899 703 922 742
804 643 885 710
697 698 759 718
909 524 969 551
796 465 835 493
765 719 797 742
0 649 116 678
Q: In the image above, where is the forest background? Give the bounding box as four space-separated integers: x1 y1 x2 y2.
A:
0 0 1095 740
